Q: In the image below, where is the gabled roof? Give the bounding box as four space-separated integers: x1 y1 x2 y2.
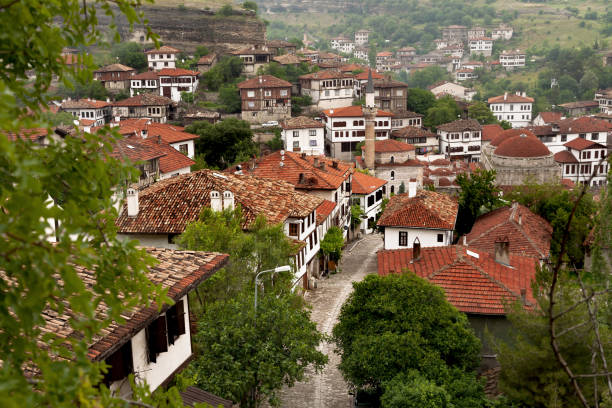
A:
137 138 195 174
377 246 537 315
38 248 228 362
5 128 48 142
377 190 458 230
322 105 393 118
94 63 135 73
372 78 408 88
488 93 534 104
316 200 336 225
355 70 384 80
481 124 504 141
145 45 180 54
114 120 197 143
197 54 217 64
364 139 415 153
559 101 599 109
466 203 552 259
132 71 159 80
352 171 387 195
436 118 481 132
237 75 292 89
280 116 324 130
157 68 199 77
115 170 323 234
113 93 174 107
61 99 110 109
564 138 606 151
243 151 352 191
536 112 562 123
273 54 305 65
110 137 167 163
554 150 579 163
299 69 353 80
391 126 436 139
377 51 393 57
180 386 233 408
555 116 612 134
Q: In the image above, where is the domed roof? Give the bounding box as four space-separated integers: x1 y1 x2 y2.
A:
494 134 551 158
438 177 451 186
490 128 537 147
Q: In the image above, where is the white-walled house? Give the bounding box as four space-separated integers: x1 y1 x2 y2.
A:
130 71 160 96
351 171 387 234
469 37 493 57
428 81 476 102
299 69 355 110
500 51 526 69
157 68 199 103
554 138 608 187
377 189 458 250
280 116 325 155
437 119 482 162
60 99 112 126
38 248 228 398
330 36 355 54
488 92 534 128
145 45 180 71
528 116 611 154
492 25 514 40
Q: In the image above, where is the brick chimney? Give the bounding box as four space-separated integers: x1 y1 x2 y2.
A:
494 236 510 265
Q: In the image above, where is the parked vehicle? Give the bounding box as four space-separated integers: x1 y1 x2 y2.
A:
261 120 279 127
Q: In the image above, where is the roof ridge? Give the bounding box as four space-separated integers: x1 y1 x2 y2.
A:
510 211 547 259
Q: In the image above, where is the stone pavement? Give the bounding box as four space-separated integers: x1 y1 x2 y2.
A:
275 233 384 408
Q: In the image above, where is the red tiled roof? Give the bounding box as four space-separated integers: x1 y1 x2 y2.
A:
61 99 110 109
431 158 451 165
377 51 392 57
280 116 324 130
94 63 135 73
352 171 387 194
392 126 436 139
113 93 173 107
145 45 180 54
299 69 353 80
157 68 199 77
554 150 578 163
110 137 167 163
488 94 534 103
377 246 537 315
377 190 458 230
116 170 323 234
5 128 48 142
79 119 95 126
564 138 606 151
316 200 336 225
494 134 550 158
323 105 393 118
466 203 552 259
561 178 576 189
481 124 504 141
132 71 159 80
355 70 384 80
555 116 612 134
197 54 217 64
244 151 352 191
237 75 292 89
490 128 537 147
436 119 481 132
363 139 415 153
138 138 195 174
537 112 562 123
374 158 424 168
438 177 451 186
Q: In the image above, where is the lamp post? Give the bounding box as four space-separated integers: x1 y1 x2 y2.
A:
254 265 292 311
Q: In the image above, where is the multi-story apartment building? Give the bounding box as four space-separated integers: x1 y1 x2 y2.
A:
145 45 180 71
238 75 292 123
437 119 482 162
488 92 534 128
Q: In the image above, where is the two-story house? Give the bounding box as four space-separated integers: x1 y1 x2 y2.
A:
360 77 408 113
528 116 611 154
554 138 608 187
391 126 438 155
129 71 160 96
354 70 384 99
488 92 534 128
145 45 180 70
491 25 514 40
377 189 458 250
396 47 416 65
437 119 482 162
196 53 217 73
442 25 468 43
351 171 387 234
109 137 167 188
115 169 323 289
375 51 393 72
60 99 112 126
158 68 199 103
390 111 423 131
468 27 486 40
237 75 292 124
354 29 370 45
322 105 393 161
112 93 176 123
93 64 135 91
231 46 272 75
330 36 355 54
299 69 355 110
469 37 493 56
266 39 297 55
500 50 526 69
280 116 326 155
455 68 477 82
428 81 476 102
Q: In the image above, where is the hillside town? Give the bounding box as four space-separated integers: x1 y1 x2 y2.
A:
4 1 612 408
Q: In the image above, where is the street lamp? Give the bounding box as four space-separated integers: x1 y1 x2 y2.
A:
254 265 292 311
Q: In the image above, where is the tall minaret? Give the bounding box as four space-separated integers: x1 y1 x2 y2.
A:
363 69 377 170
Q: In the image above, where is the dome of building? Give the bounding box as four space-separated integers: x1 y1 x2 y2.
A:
490 128 537 147
438 177 451 186
494 133 551 158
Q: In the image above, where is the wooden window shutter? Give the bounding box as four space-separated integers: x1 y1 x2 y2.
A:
166 305 178 345
104 341 133 383
145 324 156 363
176 300 186 336
154 315 168 354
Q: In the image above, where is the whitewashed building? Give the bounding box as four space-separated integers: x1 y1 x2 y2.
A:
280 116 326 155
469 37 493 57
492 25 514 40
488 92 534 128
355 29 370 45
157 68 199 103
554 138 608 187
351 171 387 234
299 69 355 110
145 45 180 71
330 36 355 54
500 51 526 69
437 119 482 162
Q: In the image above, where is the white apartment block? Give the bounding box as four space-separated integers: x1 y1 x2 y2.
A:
299 70 355 110
145 46 180 71
488 92 533 128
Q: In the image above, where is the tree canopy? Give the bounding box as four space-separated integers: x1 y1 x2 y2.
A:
424 96 462 130
468 101 499 125
406 88 436 115
455 168 501 236
333 274 487 407
111 42 148 71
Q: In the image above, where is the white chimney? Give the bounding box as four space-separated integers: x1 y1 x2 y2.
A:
408 180 417 198
494 237 510 265
126 188 139 217
504 92 507 101
210 191 222 212
222 191 234 210
115 116 121 123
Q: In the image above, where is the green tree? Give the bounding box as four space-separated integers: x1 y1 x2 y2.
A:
186 118 258 169
194 45 210 59
407 66 447 89
424 96 461 130
406 88 436 114
55 77 109 100
291 95 313 116
217 4 233 16
186 289 327 408
202 56 244 91
242 1 258 13
381 372 453 408
455 168 501 236
111 42 147 71
218 83 241 113
333 274 486 407
39 110 78 126
350 203 365 231
398 181 406 194
468 101 498 125
320 226 344 263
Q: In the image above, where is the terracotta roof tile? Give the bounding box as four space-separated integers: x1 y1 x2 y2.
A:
392 126 435 139
5 128 48 142
113 93 173 107
494 134 550 158
299 69 354 80
352 171 387 194
559 101 599 109
436 119 481 132
355 70 384 80
280 116 324 130
564 137 606 151
466 203 552 259
481 124 504 141
537 112 562 123
94 64 135 73
377 246 537 315
145 45 180 54
116 170 323 234
490 128 537 147
237 75 292 89
158 68 199 77
488 94 534 103
316 200 336 225
367 139 415 152
138 138 195 174
110 138 167 163
554 150 578 163
197 54 217 64
61 99 110 109
377 190 458 229
132 71 159 80
555 116 612 133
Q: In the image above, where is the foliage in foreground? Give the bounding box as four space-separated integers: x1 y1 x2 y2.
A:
333 274 487 407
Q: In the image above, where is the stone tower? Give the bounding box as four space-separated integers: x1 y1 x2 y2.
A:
363 69 378 169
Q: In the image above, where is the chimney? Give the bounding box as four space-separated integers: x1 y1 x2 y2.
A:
518 213 522 225
320 162 326 171
332 160 338 169
462 235 467 246
494 236 510 265
408 180 417 198
234 164 243 175
298 173 305 184
222 191 234 210
210 191 222 211
126 188 139 217
115 116 121 123
314 157 319 167
157 135 162 144
412 237 421 262
301 152 307 160
258 76 263 84
504 92 507 101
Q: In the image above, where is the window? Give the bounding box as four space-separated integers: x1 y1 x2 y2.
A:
103 340 133 384
334 121 347 128
145 315 168 363
437 233 444 243
166 300 186 345
293 141 300 148
390 170 395 180
293 130 299 138
561 135 567 142
367 195 374 207
280 89 288 97
399 231 408 247
289 223 298 236
592 133 599 140
309 139 317 146
264 90 271 97
247 102 255 108
247 90 255 98
164 61 168 67
309 129 317 137
179 144 188 154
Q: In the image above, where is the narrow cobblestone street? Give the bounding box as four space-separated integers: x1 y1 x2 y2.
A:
276 233 383 408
